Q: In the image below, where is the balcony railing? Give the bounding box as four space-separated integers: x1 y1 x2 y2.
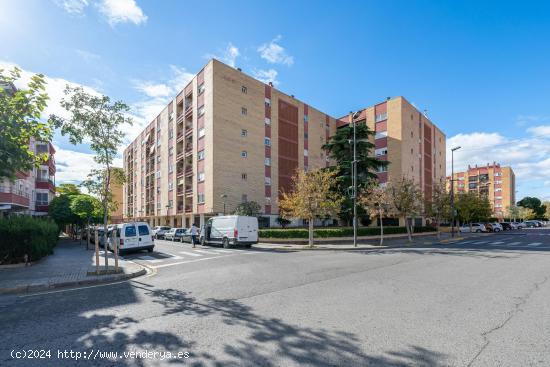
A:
0 185 30 207
185 167 193 176
185 205 193 213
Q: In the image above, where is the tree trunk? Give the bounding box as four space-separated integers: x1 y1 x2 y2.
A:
103 167 110 270
436 218 441 240
308 219 314 248
406 217 412 242
94 229 100 275
379 210 384 246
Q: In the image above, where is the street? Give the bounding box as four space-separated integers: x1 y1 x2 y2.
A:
2 228 550 366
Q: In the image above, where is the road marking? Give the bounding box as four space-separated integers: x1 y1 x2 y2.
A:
489 241 505 245
527 242 543 247
193 249 220 255
138 256 164 263
212 249 233 253
152 252 257 269
179 251 202 257
472 241 488 244
504 242 522 246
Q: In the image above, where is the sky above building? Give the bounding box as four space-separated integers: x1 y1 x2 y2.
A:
1 0 550 201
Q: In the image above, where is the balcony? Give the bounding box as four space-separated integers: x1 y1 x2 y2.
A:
0 186 30 208
177 204 184 213
185 205 193 213
185 187 193 197
185 105 193 117
185 147 193 157
176 132 184 142
35 202 49 213
176 151 184 161
176 114 184 124
176 186 184 196
185 167 193 177
35 179 55 192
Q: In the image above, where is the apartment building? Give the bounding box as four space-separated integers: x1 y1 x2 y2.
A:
0 140 56 217
123 59 337 228
337 96 447 225
447 163 515 219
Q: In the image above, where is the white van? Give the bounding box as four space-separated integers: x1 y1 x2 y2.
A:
108 222 154 254
200 215 258 248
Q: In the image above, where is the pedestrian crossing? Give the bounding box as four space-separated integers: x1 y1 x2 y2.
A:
453 239 550 248
121 246 260 268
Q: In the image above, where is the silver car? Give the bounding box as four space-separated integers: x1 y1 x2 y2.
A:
459 223 486 233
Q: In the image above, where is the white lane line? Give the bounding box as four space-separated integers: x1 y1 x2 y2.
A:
527 242 543 247
213 249 233 253
193 249 220 255
138 256 164 263
489 241 505 245
153 252 257 269
179 251 202 257
472 241 488 244
504 242 522 246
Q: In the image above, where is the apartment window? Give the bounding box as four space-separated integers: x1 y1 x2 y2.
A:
375 131 388 139
241 151 248 158
411 114 414 120
494 172 502 176
168 164 173 173
375 148 388 156
169 147 174 156
375 112 388 122
241 107 247 115
495 180 502 184
241 86 247 94
198 150 205 160
241 173 247 181
168 199 173 208
36 192 48 205
495 188 502 192
197 193 205 204
198 172 205 182
36 144 48 154
157 139 161 147
157 156 161 163
265 117 271 125
265 197 271 205
304 132 308 139
304 149 308 157
198 128 205 138
264 137 271 146
411 131 414 138
265 98 271 107
410 148 414 155
198 105 205 117
304 115 309 122
241 194 248 203
241 129 248 137
265 177 271 185
198 83 205 95
495 196 503 200
155 171 161 178
411 166 414 172
169 130 174 139
264 157 271 166
168 182 173 191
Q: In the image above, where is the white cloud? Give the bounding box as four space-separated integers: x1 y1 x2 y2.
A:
447 129 550 201
54 145 123 184
53 0 89 15
133 81 172 98
252 68 279 86
222 43 240 67
97 0 147 26
75 49 101 62
258 35 294 66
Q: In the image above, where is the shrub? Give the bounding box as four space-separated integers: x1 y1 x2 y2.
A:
0 216 59 264
259 226 435 239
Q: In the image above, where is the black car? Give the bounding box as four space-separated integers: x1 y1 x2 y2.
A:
501 222 513 230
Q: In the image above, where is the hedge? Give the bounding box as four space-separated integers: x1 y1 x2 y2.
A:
259 226 435 239
0 216 59 264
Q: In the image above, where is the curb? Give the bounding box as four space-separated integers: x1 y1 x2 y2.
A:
254 245 386 252
0 267 147 295
259 231 440 245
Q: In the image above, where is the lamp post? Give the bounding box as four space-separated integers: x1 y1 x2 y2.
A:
450 146 461 237
348 111 363 247
221 194 227 215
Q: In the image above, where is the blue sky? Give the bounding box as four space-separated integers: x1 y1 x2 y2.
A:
1 0 550 201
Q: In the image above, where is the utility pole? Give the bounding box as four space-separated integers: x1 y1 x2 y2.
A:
450 146 461 237
348 111 361 247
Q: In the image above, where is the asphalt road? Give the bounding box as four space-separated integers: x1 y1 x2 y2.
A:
2 228 550 366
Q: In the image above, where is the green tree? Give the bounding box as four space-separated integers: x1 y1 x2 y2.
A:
70 194 99 246
518 206 535 221
56 183 81 195
517 197 546 218
543 201 550 220
473 196 492 222
505 205 520 222
49 86 132 270
323 121 387 225
0 67 52 179
279 169 343 247
387 177 423 242
275 216 291 228
424 183 450 239
233 201 262 217
359 182 394 245
49 194 78 236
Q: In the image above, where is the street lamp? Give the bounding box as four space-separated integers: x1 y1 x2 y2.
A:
450 146 461 237
221 194 227 215
349 110 363 247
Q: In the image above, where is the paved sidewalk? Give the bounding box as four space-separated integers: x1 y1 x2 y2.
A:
0 238 147 294
254 231 478 251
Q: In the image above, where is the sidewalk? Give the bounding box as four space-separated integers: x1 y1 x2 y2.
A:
0 237 147 295
254 231 475 251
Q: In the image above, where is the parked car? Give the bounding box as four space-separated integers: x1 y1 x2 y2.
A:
200 215 259 248
533 220 544 227
459 223 486 233
501 222 516 230
107 222 154 254
513 222 525 229
491 223 503 232
164 228 187 241
91 227 107 246
152 226 171 239
484 223 495 232
524 221 538 228
179 229 193 243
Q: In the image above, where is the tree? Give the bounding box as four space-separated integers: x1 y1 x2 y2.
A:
424 183 450 239
517 197 546 218
0 67 52 179
544 201 550 220
279 169 343 247
233 201 262 217
275 216 291 228
49 194 77 234
518 206 535 221
359 182 393 245
70 194 99 247
505 205 520 222
473 196 493 222
323 122 387 225
56 183 81 196
49 86 132 271
387 177 423 242
455 192 478 228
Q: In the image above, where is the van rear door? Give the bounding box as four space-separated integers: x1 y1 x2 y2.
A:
237 216 258 243
137 224 153 247
123 224 138 249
